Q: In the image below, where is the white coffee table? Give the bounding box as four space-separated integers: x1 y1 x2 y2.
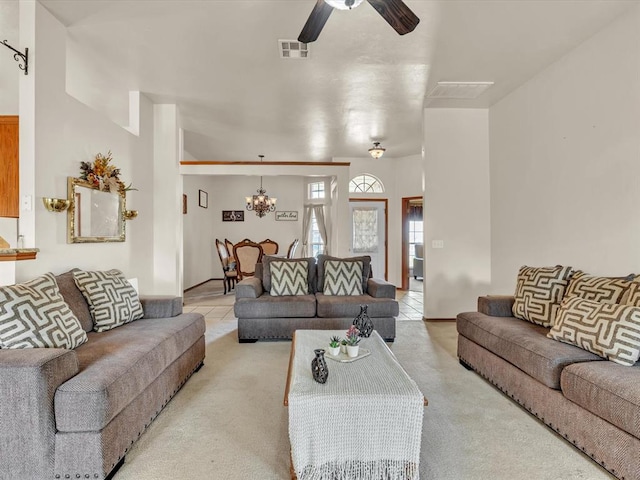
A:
284 329 427 480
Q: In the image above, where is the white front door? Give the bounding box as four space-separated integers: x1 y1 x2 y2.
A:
349 201 386 280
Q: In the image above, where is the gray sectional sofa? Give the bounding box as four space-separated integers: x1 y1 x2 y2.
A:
457 295 640 480
0 270 206 480
234 256 399 342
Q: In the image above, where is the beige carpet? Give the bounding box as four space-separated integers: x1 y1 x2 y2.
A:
113 318 614 480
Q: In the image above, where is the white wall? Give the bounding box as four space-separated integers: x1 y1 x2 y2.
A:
0 1 21 249
0 0 19 115
423 108 491 318
182 175 305 288
489 5 640 294
13 3 162 293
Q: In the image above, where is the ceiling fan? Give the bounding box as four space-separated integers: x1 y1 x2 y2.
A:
298 0 420 44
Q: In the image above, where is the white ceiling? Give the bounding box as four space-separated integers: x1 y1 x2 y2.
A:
21 1 640 160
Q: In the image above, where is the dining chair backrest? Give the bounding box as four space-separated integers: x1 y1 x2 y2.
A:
233 239 264 279
224 238 234 258
215 239 232 268
286 238 299 259
259 238 279 256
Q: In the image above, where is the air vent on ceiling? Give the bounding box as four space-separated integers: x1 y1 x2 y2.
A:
427 82 494 99
279 40 309 59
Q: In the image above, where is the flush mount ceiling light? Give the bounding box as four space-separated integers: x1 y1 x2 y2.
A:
368 142 386 159
324 0 366 10
245 155 277 218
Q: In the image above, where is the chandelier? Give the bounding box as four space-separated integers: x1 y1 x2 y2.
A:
368 142 386 159
245 155 277 218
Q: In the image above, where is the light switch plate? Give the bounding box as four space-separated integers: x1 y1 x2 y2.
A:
432 240 444 249
21 195 32 211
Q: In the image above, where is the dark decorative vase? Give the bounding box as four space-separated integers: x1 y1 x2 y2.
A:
353 304 373 338
311 349 329 384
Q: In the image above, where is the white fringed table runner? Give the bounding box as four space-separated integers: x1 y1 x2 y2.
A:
287 330 425 480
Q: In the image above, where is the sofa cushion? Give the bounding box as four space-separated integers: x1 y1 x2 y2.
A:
561 361 640 440
262 256 316 294
315 293 399 318
234 295 316 318
512 265 573 327
55 269 93 332
317 254 371 293
564 271 633 304
457 312 601 389
270 260 309 296
73 269 144 332
548 296 640 366
54 312 205 432
323 260 363 296
0 273 88 349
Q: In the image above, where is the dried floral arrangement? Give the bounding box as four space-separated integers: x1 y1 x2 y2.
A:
80 151 136 193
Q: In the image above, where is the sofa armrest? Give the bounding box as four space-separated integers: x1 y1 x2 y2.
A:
0 349 79 479
367 278 396 299
140 296 183 318
477 295 515 317
235 277 264 299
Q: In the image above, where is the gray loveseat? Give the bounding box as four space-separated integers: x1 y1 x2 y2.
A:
457 295 640 480
0 270 206 480
234 255 399 342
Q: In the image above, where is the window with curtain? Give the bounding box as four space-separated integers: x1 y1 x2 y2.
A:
352 207 378 253
310 210 325 257
349 174 384 193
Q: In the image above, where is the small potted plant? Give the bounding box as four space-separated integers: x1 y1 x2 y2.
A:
345 325 361 358
340 338 348 354
328 336 341 356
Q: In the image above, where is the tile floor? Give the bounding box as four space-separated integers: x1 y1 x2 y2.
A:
183 278 425 321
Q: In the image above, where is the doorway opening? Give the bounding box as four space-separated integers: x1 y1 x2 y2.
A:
401 196 423 291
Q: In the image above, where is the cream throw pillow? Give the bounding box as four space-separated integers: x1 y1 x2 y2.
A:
512 265 573 327
0 273 87 349
548 295 640 366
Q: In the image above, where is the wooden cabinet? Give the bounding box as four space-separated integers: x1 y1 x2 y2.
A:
0 116 19 218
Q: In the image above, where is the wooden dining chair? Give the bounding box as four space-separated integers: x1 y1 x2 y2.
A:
215 239 237 295
286 239 299 259
259 238 279 256
233 239 264 280
224 239 235 259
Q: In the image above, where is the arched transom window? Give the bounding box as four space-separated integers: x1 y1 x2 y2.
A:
349 174 384 193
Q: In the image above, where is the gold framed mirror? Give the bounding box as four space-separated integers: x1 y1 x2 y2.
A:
67 177 126 243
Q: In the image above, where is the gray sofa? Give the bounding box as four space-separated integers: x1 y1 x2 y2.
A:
234 258 399 342
0 270 206 480
457 295 640 480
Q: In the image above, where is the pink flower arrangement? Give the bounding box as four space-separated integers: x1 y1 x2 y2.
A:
345 325 361 346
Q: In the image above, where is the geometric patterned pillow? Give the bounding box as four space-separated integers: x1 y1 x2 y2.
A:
323 260 363 296
625 282 640 306
0 273 88 349
270 261 309 296
73 269 144 332
564 271 633 304
512 265 573 327
548 295 640 366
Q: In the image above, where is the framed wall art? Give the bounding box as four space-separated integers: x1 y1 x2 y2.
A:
222 210 244 222
198 190 208 208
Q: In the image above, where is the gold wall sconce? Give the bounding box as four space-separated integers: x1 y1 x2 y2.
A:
124 210 138 220
42 198 70 212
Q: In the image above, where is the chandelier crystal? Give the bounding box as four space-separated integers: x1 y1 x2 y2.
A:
245 155 277 218
368 142 386 159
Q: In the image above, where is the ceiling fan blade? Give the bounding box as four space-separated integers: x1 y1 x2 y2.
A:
367 0 420 35
298 0 334 44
